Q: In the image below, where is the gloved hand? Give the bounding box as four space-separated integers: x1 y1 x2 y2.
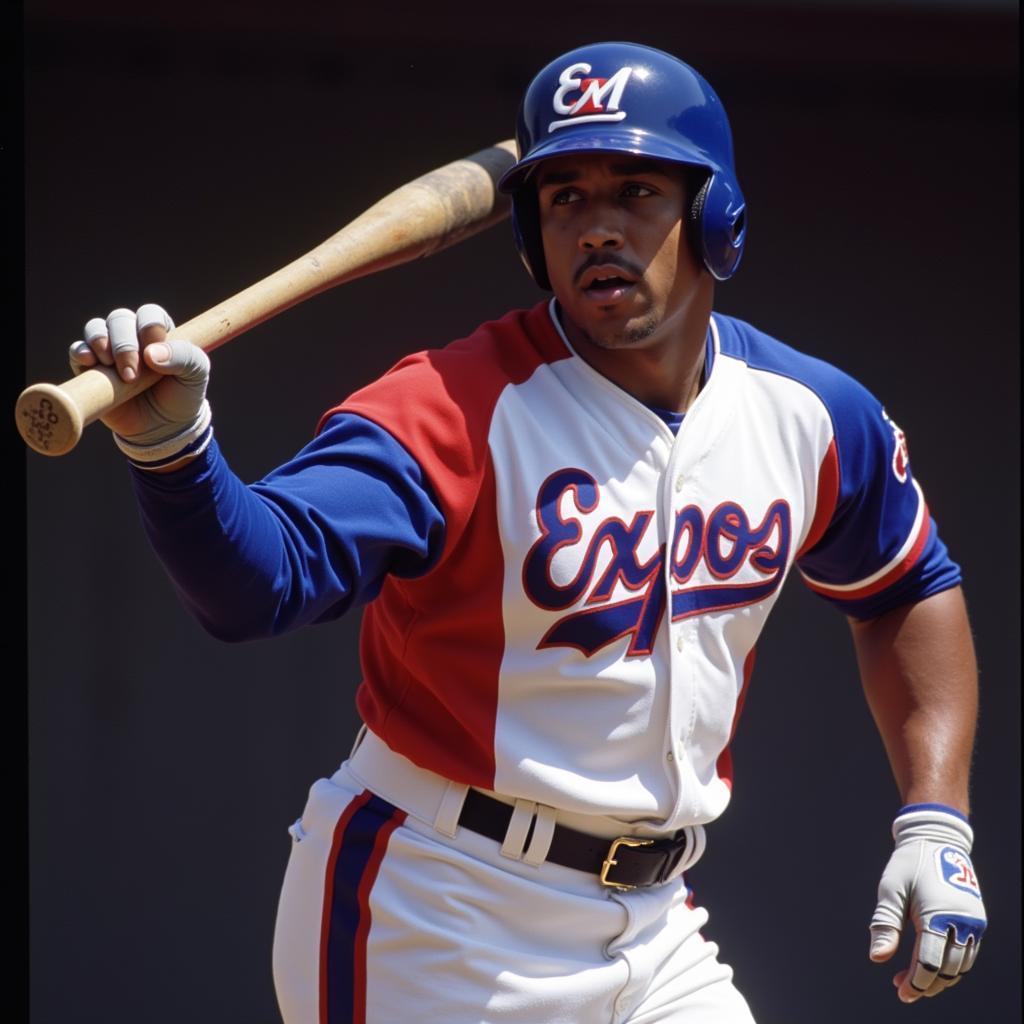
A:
870 803 986 1002
69 304 212 469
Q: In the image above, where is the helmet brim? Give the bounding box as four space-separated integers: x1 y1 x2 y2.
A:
497 128 719 193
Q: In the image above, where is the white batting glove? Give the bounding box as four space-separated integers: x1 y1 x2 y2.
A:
69 304 212 470
870 804 986 1002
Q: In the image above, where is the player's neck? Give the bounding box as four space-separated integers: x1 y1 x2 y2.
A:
555 297 712 413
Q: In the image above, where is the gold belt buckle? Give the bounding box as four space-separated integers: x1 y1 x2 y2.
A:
600 836 655 889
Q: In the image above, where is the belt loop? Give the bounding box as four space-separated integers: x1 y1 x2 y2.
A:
666 825 707 881
500 799 537 861
433 781 469 839
683 825 707 872
522 804 556 866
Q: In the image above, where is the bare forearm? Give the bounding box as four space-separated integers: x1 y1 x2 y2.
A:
849 585 978 814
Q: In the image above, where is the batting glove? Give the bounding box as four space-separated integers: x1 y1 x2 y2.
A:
69 305 212 470
870 803 986 1002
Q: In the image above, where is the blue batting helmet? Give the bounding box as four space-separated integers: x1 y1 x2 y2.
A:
498 41 747 288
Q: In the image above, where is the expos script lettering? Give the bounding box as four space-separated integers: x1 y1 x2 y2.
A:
522 468 791 657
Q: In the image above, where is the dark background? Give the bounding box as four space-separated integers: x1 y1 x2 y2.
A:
22 1 1019 1022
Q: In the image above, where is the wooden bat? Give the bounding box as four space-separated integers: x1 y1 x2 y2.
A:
17 139 519 457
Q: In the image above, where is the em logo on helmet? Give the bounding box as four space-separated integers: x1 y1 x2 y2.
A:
549 63 635 132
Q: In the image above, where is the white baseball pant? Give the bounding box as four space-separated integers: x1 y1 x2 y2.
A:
272 729 756 1024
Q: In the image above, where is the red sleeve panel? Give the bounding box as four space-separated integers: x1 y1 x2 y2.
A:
318 303 570 787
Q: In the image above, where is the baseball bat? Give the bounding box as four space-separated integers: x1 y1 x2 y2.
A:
17 139 519 457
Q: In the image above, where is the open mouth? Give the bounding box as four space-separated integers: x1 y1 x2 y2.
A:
580 266 638 304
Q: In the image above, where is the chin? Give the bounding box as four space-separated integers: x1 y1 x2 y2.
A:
620 314 661 345
559 293 658 349
583 309 662 350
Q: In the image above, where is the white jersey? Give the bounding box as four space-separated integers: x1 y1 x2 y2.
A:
325 298 955 834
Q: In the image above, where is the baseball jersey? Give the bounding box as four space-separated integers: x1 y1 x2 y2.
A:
130 299 959 835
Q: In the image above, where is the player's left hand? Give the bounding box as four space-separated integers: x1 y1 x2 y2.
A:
869 804 986 1002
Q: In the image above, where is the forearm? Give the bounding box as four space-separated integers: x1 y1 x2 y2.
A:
130 438 357 640
128 415 446 642
849 585 978 814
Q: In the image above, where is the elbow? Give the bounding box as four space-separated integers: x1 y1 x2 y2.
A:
168 566 351 642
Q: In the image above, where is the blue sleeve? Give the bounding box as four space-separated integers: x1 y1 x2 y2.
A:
713 314 961 620
795 387 960 620
128 413 446 641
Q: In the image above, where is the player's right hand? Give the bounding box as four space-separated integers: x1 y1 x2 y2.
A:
69 305 212 466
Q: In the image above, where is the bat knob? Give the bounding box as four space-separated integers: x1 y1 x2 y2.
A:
16 382 84 456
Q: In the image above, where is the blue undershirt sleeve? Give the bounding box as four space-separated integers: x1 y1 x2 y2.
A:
127 413 446 642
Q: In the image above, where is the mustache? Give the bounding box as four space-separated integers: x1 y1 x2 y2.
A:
573 253 645 287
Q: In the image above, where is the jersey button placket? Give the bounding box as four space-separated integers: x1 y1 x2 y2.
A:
662 452 689 802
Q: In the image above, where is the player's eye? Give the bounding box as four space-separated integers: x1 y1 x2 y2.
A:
550 188 582 206
621 182 655 198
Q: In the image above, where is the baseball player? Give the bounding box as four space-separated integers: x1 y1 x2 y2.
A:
69 42 985 1024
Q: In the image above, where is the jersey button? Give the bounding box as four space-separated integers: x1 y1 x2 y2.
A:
676 634 684 652
674 474 684 493
666 751 674 762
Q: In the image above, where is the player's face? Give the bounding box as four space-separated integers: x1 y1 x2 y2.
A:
536 152 708 352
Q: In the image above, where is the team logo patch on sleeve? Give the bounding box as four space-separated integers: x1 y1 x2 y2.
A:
881 408 910 483
936 846 982 897
549 63 633 132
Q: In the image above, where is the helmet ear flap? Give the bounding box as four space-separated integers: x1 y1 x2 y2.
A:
686 171 711 271
511 187 551 290
686 167 746 281
700 174 747 281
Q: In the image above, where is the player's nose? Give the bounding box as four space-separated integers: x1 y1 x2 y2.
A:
578 211 625 251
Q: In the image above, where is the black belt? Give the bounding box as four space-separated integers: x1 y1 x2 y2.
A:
457 788 688 890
